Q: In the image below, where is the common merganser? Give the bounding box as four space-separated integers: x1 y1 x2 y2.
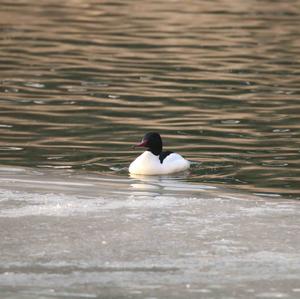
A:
129 132 190 175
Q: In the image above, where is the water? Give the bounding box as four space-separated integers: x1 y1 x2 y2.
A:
0 0 300 198
1 0 300 298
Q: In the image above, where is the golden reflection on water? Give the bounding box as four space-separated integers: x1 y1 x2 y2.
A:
0 0 300 198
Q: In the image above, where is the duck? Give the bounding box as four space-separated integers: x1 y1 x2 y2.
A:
129 132 190 175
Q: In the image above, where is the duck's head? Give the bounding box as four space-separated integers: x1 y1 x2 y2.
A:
135 132 162 155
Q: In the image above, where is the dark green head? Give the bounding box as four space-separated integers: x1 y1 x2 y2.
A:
135 132 163 155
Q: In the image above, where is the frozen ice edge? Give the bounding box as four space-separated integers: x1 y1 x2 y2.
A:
0 166 299 299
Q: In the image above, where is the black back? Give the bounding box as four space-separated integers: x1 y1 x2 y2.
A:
159 151 173 164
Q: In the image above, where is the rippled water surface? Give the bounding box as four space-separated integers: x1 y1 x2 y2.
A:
1 1 300 298
1 0 300 198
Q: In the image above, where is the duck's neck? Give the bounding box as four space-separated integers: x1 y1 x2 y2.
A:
147 148 162 156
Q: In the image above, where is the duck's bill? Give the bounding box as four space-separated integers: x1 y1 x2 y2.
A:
133 140 148 148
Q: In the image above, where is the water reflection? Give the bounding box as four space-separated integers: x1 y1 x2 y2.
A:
130 174 218 199
0 0 300 198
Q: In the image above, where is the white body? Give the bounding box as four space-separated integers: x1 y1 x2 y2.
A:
129 151 190 175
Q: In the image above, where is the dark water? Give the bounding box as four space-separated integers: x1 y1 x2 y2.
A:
1 0 300 199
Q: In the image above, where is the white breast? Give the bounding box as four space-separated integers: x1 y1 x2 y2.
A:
129 151 190 175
